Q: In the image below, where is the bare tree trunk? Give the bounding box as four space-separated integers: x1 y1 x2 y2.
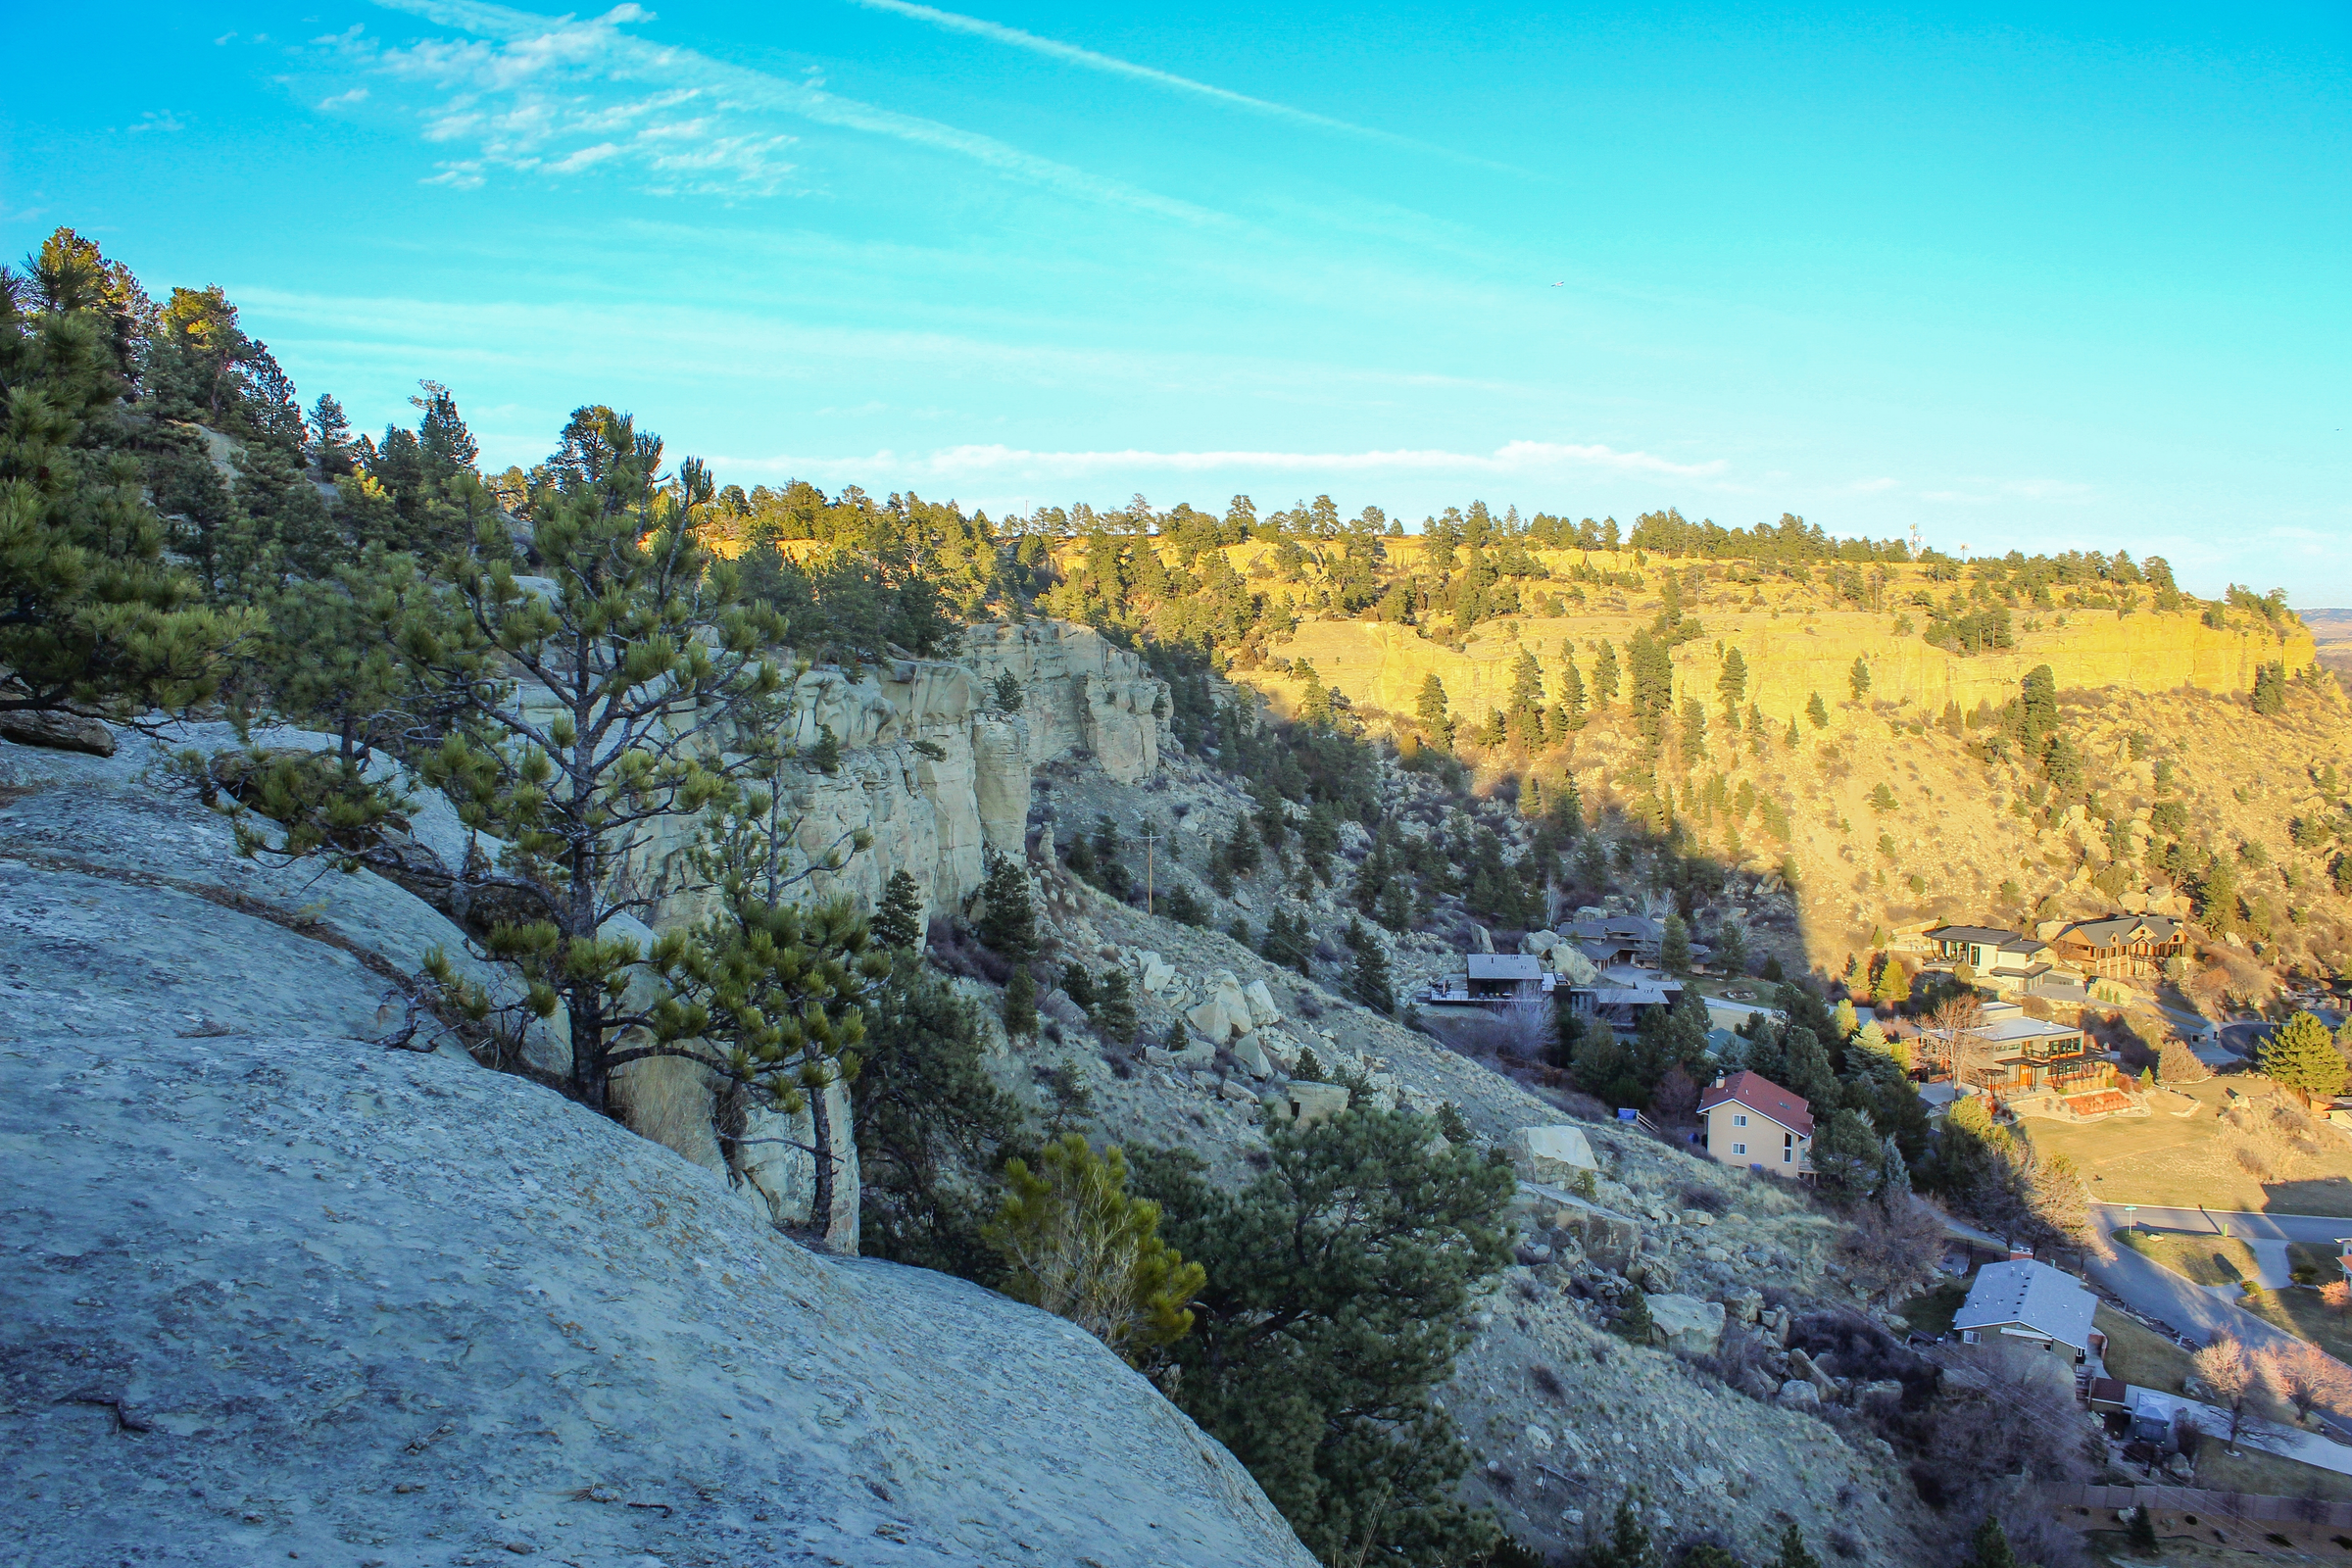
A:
808 1070 836 1245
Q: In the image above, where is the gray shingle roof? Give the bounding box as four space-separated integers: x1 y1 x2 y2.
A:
1952 1259 2096 1351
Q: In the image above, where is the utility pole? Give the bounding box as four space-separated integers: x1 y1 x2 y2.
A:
1139 828 1160 916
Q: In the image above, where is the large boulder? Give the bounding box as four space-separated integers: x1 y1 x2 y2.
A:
1134 950 1177 994
1512 1125 1599 1183
1243 978 1282 1029
0 739 1315 1566
1644 1294 1727 1357
1548 946 1600 985
1230 1032 1273 1078
1188 970 1255 1044
1276 1081 1352 1128
1511 1182 1644 1274
0 709 115 756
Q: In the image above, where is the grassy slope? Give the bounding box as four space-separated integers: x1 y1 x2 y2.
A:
1134 539 2351 986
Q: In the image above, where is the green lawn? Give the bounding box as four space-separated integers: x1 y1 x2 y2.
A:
2116 1228 2262 1290
2242 1288 2352 1367
2096 1303 2196 1396
1902 1275 1970 1338
2190 1444 2352 1504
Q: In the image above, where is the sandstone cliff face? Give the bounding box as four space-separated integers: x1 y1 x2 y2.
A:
0 729 1313 1568
624 621 1167 937
964 620 1171 784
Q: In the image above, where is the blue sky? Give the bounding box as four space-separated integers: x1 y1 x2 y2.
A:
6 2 2349 598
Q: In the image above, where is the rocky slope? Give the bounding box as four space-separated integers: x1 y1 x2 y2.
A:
0 728 1312 1568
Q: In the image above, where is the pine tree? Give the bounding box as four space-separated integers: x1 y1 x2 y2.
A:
1592 638 1620 706
651 802 888 1247
1132 1109 1515 1564
992 668 1023 712
1416 672 1450 739
308 392 355 475
252 411 803 1116
2020 664 2059 751
1848 655 1872 701
2261 1010 2346 1102
1959 1514 2020 1568
1718 645 1748 722
1660 914 1693 974
2252 660 2287 715
805 723 843 774
1 244 259 721
1614 1288 1656 1344
873 869 924 951
1559 652 1588 729
976 851 1039 960
1096 967 1138 1044
2125 1503 2159 1554
853 964 1025 1276
1003 965 1039 1036
1771 1521 1824 1568
1806 692 1830 729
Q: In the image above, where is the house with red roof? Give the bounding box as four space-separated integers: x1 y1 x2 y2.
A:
1698 1070 1813 1178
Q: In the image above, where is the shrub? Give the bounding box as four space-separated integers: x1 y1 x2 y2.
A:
984 1134 1204 1361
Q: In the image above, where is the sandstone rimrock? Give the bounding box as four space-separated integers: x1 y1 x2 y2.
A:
963 620 1172 783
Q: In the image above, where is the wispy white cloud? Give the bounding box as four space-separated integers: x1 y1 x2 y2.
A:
318 86 371 109
333 0 1220 216
710 438 1728 482
842 0 1520 172
127 110 186 134
1847 475 1900 494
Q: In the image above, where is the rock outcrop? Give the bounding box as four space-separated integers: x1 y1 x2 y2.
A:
0 730 1314 1568
964 621 1171 783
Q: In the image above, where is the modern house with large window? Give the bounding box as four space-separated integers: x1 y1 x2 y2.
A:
1924 924 2062 993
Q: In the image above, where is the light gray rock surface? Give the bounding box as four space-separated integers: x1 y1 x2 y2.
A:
1643 1293 1728 1357
0 730 1314 1568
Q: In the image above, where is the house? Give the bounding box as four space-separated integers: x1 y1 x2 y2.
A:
1420 953 1556 1010
1698 1070 1812 1177
1917 1015 2108 1104
1564 965 1684 1035
2053 915 2186 979
1563 914 1665 969
1925 924 2062 993
1952 1258 2101 1365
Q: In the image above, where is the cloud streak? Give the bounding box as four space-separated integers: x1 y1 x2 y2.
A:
712 438 1728 482
344 0 1221 216
842 0 1519 172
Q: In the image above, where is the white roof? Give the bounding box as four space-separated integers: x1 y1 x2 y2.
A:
1952 1259 2097 1351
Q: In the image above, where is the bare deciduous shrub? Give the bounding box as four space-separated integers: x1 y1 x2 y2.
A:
1529 1363 1564 1399
2235 1145 2277 1179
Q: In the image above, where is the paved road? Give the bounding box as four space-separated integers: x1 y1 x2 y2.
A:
2083 1203 2352 1447
2096 1203 2352 1246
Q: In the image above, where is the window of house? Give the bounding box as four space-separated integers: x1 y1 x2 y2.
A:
1732 1143 1747 1156
1783 1131 1794 1162
1733 1114 1748 1127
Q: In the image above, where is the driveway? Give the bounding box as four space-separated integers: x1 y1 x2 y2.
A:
2084 1203 2352 1442
2221 1021 2273 1057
